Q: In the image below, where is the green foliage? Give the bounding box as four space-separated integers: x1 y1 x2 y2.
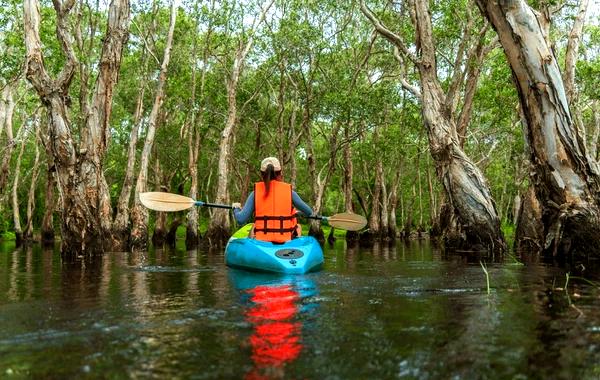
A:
2 0 599 245
0 0 25 81
501 221 516 251
0 231 16 241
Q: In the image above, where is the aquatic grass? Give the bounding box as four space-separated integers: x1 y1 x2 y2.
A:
568 275 600 289
480 261 491 295
504 251 524 266
556 272 600 317
554 273 570 293
561 272 585 317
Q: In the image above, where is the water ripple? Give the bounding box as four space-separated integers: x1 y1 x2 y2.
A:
132 266 214 273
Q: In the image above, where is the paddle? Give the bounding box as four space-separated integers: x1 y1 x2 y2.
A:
312 212 367 232
140 192 233 212
139 192 367 231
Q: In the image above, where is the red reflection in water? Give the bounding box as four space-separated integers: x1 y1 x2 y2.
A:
244 284 302 380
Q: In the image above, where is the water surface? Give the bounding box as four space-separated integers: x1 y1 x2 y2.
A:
1 240 600 379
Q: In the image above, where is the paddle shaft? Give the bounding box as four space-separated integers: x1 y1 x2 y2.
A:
196 201 233 210
202 202 323 219
200 201 330 221
201 203 347 224
303 214 325 221
197 200 323 218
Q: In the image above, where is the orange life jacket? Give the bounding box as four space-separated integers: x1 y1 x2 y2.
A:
254 180 298 243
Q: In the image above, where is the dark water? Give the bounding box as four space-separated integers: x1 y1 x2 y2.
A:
1 239 600 379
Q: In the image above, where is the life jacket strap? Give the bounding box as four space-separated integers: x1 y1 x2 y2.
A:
255 215 297 235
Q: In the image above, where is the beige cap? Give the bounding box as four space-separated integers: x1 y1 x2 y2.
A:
260 157 281 172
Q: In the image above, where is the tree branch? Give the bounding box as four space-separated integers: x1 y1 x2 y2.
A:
445 10 475 115
393 47 422 100
52 0 78 91
359 0 420 65
564 0 589 105
24 0 53 94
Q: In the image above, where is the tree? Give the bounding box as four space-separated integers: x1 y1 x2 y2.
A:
361 0 505 251
130 1 177 251
205 0 274 244
23 0 130 255
0 82 17 194
185 0 216 249
23 125 41 241
111 2 158 251
477 0 600 256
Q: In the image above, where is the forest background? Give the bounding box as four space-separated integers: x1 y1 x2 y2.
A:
1 0 599 255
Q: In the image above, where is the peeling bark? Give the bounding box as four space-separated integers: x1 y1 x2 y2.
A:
414 0 504 251
361 0 505 252
24 0 130 255
477 0 600 256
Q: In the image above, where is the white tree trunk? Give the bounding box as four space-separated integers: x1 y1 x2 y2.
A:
0 84 16 194
130 1 177 250
24 0 129 255
564 0 589 105
11 124 27 245
206 0 274 243
24 126 42 241
477 0 600 255
362 0 505 251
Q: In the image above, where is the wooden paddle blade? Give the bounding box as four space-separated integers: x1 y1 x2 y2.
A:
139 192 195 212
327 212 367 231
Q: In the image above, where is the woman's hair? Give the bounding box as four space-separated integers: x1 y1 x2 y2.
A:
261 164 281 195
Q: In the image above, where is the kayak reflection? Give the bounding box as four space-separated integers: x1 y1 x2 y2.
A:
228 270 318 379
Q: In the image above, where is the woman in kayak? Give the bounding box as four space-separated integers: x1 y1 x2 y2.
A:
232 157 315 242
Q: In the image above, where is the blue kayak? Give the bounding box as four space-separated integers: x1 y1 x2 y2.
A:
225 235 324 274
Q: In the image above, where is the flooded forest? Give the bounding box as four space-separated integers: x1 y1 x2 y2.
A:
1 0 600 257
4 0 600 378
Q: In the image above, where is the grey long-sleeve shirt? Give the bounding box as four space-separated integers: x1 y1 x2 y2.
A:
233 191 314 225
